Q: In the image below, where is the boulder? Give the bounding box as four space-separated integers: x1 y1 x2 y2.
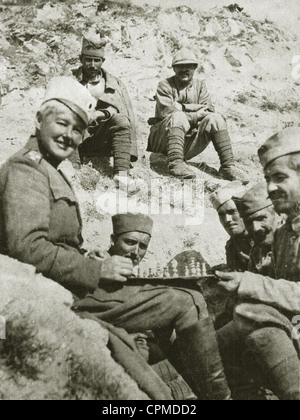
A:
0 255 148 400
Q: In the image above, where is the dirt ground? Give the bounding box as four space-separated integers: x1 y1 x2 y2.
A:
0 0 300 321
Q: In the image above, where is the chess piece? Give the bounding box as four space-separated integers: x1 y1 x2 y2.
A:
201 263 207 276
148 268 154 278
190 258 197 276
156 263 162 278
137 267 141 277
170 259 178 277
185 265 190 277
163 267 171 278
143 270 148 278
196 262 201 277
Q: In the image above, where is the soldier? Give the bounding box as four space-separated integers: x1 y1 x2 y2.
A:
0 77 231 400
216 127 300 400
147 48 248 182
211 182 252 272
73 35 138 184
75 213 232 400
235 183 282 275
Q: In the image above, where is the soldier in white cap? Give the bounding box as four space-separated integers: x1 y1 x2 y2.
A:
147 48 248 183
211 182 252 272
216 128 300 400
72 35 138 185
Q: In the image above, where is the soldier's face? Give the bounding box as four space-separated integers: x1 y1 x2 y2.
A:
265 155 300 217
244 207 277 246
173 64 197 86
110 232 151 266
81 54 104 79
218 200 245 237
36 103 85 163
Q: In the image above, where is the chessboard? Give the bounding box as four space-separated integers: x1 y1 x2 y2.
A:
127 258 216 286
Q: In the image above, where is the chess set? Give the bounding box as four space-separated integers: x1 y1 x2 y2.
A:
129 258 216 285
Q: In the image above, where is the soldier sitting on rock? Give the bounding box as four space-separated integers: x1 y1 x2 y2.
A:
147 48 248 183
72 34 138 186
211 182 252 272
0 77 231 401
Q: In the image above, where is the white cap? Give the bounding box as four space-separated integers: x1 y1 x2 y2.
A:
42 77 96 126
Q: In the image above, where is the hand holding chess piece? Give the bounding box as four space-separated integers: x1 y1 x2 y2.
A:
100 256 134 283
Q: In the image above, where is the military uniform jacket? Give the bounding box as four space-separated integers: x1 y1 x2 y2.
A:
0 136 103 297
237 218 300 315
73 67 138 161
225 233 252 272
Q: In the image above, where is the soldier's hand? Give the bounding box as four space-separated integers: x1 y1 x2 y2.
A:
196 109 210 120
215 271 243 293
99 256 134 284
86 248 110 261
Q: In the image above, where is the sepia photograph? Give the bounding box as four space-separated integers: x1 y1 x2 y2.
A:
0 0 299 403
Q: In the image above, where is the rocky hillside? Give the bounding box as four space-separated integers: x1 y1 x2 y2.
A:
0 0 299 326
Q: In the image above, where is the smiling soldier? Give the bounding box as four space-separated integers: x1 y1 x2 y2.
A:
211 182 252 272
147 48 248 183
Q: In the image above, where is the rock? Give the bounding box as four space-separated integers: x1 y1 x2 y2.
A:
225 49 242 67
28 61 50 77
0 255 148 400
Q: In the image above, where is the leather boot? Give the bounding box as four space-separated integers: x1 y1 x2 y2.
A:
246 328 300 400
167 128 196 179
175 318 232 400
211 130 249 184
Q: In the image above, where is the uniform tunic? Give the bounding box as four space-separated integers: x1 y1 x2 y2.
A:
73 67 138 162
0 136 103 298
225 233 252 272
147 76 227 160
234 218 300 352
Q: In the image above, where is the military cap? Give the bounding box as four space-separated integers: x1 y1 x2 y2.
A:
172 48 198 67
211 181 245 212
81 34 106 58
42 76 96 126
258 127 300 169
234 183 272 218
112 213 154 237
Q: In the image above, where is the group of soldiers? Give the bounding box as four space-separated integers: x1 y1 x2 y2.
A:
0 33 299 400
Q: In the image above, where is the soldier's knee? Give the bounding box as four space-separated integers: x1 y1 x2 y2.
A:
168 111 190 132
203 113 227 131
110 113 130 129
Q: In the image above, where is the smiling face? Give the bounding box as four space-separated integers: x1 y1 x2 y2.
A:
110 232 151 266
173 64 198 87
80 54 104 81
218 200 246 237
264 155 300 217
36 101 86 163
243 207 277 246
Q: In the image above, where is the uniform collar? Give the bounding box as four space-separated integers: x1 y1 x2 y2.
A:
74 66 118 91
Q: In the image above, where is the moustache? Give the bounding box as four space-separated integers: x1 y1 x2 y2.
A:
269 192 286 201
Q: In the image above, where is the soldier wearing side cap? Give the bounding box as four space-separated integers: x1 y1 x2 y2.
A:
234 183 283 275
147 48 248 183
211 182 252 272
0 77 178 400
216 128 300 400
74 212 232 401
72 35 138 184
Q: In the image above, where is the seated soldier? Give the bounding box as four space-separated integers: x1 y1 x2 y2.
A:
217 128 300 400
74 213 232 400
0 77 174 400
234 183 283 275
211 182 252 272
0 77 231 401
147 48 248 183
72 34 138 185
